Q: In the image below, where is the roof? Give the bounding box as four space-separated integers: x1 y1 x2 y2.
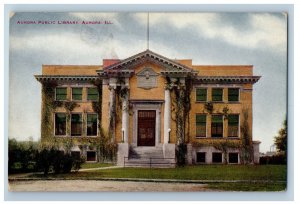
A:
98 49 198 78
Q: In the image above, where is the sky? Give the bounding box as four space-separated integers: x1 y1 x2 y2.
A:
9 12 287 153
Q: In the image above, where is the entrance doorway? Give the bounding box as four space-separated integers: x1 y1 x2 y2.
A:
137 110 156 146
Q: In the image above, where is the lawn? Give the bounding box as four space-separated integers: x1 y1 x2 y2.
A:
80 163 114 169
29 165 287 191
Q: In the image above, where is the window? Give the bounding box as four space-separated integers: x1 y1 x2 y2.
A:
87 87 98 101
196 88 207 102
212 88 223 102
229 153 239 163
72 88 82 101
56 88 67 101
196 152 206 163
228 115 239 138
211 115 223 138
212 152 222 163
228 88 239 102
87 151 96 161
55 113 66 135
196 114 206 137
87 114 98 136
71 114 82 136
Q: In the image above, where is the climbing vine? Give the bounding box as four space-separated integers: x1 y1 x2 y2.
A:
168 76 193 166
240 108 253 164
192 139 241 164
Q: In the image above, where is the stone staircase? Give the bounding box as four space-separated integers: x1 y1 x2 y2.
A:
123 145 176 168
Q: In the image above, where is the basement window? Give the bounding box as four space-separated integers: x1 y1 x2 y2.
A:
229 153 239 164
87 151 96 162
196 152 206 163
212 152 222 163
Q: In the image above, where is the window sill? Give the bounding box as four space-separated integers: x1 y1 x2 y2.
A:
195 136 207 139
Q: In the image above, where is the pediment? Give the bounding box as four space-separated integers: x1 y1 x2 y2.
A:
97 49 198 78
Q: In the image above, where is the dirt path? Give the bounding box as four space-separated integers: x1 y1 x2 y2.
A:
9 180 213 192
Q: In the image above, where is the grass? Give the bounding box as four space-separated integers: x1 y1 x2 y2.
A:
207 182 286 191
29 165 287 191
34 164 286 181
80 163 114 169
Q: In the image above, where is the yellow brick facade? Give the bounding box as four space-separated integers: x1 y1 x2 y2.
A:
36 50 260 164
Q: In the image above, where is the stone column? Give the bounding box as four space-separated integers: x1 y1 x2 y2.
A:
164 88 171 144
108 85 116 141
156 109 161 145
121 87 129 143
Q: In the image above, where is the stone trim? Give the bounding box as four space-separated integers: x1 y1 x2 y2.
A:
132 103 162 147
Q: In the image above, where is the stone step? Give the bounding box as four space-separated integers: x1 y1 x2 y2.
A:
124 157 176 168
124 159 176 168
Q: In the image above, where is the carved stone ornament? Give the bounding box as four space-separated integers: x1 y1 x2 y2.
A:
136 67 159 89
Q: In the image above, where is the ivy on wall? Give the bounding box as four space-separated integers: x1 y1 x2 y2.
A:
192 139 241 164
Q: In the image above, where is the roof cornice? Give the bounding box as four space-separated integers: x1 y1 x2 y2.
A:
34 75 99 83
194 76 261 84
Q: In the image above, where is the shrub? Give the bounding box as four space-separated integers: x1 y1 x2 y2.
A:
260 154 287 165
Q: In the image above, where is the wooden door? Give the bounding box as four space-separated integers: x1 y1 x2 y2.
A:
138 110 156 146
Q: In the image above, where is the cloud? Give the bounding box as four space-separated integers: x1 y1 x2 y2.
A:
133 13 287 51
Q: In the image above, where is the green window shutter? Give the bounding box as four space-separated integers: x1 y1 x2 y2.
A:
196 114 206 137
212 88 223 101
71 114 82 136
56 88 67 100
71 114 82 123
55 113 66 135
56 113 66 122
228 115 239 125
212 115 223 123
228 115 239 137
196 88 207 101
72 88 82 100
196 114 206 124
228 88 239 102
87 114 97 123
87 114 97 136
87 88 98 101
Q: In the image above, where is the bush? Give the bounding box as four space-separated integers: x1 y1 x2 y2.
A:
260 154 286 165
36 148 86 175
8 138 38 174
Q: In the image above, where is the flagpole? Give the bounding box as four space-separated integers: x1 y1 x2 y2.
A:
147 12 149 50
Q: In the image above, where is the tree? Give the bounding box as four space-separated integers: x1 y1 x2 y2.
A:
274 119 287 155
